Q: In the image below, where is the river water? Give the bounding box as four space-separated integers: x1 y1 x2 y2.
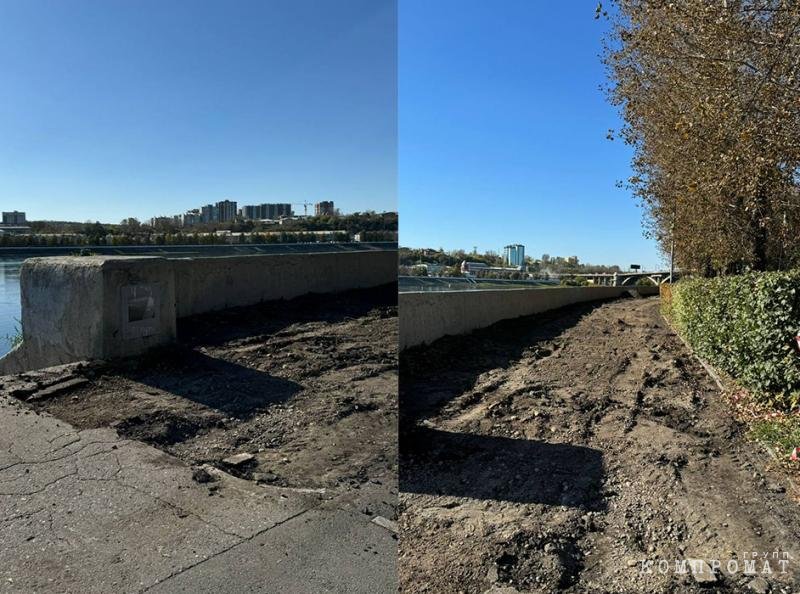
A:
0 257 22 358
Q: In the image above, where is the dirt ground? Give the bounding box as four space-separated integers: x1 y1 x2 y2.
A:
400 296 800 593
5 285 397 515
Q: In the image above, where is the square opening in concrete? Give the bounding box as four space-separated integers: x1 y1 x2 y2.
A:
122 284 161 339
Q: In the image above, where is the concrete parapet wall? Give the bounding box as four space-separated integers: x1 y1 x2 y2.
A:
400 285 659 350
0 250 396 374
173 251 396 318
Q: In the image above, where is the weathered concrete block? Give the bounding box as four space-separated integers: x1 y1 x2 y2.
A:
0 257 176 374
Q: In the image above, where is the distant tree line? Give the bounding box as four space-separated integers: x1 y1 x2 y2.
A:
1 212 397 247
399 247 623 277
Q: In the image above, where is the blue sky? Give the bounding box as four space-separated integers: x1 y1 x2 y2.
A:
0 0 396 223
399 0 663 269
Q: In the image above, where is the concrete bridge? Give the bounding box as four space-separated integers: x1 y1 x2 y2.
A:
567 270 679 287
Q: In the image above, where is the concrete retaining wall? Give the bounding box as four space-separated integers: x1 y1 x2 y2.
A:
173 251 395 318
0 250 396 374
400 285 659 350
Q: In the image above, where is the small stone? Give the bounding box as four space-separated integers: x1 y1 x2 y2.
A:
371 515 398 533
222 453 255 466
485 565 498 583
687 558 716 584
747 576 770 594
191 467 216 484
766 482 785 494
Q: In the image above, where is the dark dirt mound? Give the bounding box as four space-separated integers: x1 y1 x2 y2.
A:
21 285 398 501
114 411 213 446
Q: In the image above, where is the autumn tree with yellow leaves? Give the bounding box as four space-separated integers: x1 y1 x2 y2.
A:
604 0 800 273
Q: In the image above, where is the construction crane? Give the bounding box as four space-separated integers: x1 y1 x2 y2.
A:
292 202 314 217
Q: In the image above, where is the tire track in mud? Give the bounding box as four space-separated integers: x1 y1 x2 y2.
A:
400 296 800 593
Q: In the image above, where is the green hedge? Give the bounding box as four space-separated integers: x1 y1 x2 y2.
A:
668 271 800 407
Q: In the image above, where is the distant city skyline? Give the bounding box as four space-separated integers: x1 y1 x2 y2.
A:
2 199 391 227
0 0 396 223
13 195 381 225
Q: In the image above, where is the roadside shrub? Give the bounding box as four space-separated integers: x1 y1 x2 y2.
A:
636 277 655 287
749 415 800 460
669 271 800 407
660 282 674 319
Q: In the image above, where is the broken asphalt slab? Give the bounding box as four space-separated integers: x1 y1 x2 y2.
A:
0 393 396 593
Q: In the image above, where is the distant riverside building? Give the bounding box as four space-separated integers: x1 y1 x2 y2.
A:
216 200 238 223
240 203 292 220
200 204 216 223
147 200 295 229
315 201 335 217
2 211 26 225
504 244 525 267
461 261 489 275
461 260 523 277
181 210 202 227
148 216 179 228
0 211 29 234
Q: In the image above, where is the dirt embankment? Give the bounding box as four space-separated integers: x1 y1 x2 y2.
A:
5 285 397 517
400 296 800 593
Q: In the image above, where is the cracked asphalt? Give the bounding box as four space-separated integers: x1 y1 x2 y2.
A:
0 374 396 593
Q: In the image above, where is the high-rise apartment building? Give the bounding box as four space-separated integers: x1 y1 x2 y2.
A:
315 201 335 216
503 244 525 267
240 203 293 220
216 200 238 223
200 204 215 223
2 211 26 225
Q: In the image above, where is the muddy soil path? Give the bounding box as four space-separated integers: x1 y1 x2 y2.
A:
400 296 800 593
9 285 397 518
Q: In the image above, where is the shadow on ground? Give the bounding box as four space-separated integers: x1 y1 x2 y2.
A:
95 348 303 447
401 427 605 509
177 283 398 347
120 347 302 419
399 298 617 425
399 300 618 510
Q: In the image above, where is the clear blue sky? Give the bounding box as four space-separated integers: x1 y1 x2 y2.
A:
0 0 396 223
399 0 663 269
